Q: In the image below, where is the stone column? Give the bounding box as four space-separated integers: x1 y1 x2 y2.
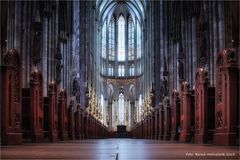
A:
214 48 239 145
194 68 209 143
192 16 197 86
42 9 50 96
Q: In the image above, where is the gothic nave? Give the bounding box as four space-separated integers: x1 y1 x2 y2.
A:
0 0 239 159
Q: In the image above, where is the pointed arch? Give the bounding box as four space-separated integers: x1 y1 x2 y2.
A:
117 15 126 62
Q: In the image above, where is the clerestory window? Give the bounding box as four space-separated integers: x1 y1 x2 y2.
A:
118 15 125 62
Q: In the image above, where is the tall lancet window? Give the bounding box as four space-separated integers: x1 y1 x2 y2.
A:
136 22 141 59
128 17 134 61
118 93 125 124
100 94 104 123
109 17 115 61
138 94 142 121
102 21 107 59
118 15 125 61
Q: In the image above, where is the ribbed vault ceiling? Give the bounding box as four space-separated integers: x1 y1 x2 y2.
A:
96 0 145 25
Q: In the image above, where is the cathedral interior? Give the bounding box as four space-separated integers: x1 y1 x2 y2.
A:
1 0 239 159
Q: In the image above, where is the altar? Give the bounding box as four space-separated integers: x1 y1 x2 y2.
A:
117 125 126 133
115 125 128 138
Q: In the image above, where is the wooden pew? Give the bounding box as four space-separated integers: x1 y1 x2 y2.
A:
29 70 44 142
147 115 151 139
80 108 85 139
43 97 49 140
58 90 68 140
89 115 93 139
179 81 195 143
68 101 74 140
163 97 171 140
22 88 31 141
22 69 44 142
214 48 239 145
151 112 156 139
194 68 215 144
139 120 142 138
1 49 22 145
47 81 58 142
159 103 164 140
171 90 180 141
154 109 159 139
74 104 81 139
207 86 215 142
143 119 146 139
84 113 89 139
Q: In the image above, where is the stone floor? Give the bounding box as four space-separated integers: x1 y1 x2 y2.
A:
1 138 239 160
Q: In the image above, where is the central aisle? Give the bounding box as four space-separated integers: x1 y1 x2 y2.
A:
1 138 239 159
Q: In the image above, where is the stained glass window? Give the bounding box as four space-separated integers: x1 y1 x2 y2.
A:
119 93 125 124
108 64 113 76
128 17 134 61
118 15 125 61
109 17 115 61
102 21 107 58
129 65 135 76
137 21 141 59
118 65 125 76
138 94 142 121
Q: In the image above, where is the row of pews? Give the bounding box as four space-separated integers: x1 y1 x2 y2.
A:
1 49 110 145
131 48 239 146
